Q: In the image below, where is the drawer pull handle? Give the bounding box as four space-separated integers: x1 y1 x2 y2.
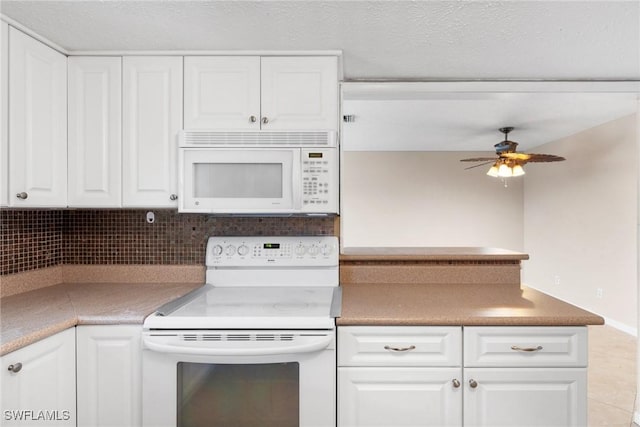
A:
384 345 416 352
452 379 461 388
469 379 478 388
511 345 543 352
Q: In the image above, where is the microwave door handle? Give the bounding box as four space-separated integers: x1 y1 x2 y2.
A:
143 335 332 356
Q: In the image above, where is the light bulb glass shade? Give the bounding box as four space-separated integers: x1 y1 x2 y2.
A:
486 164 499 177
512 164 525 177
497 163 512 177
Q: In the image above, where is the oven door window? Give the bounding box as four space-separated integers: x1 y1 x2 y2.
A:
177 362 299 427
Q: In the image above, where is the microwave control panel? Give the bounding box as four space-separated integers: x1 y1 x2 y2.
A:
301 148 338 213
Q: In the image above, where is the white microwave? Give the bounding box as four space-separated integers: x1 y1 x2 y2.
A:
178 130 338 215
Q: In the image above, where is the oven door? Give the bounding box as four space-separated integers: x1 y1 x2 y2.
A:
142 330 335 427
179 148 301 213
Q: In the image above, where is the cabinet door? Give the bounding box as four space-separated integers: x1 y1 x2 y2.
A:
1 21 8 207
261 56 338 131
9 27 67 207
1 328 76 427
464 368 586 427
184 56 260 130
122 56 182 207
68 57 122 207
77 325 142 427
338 367 462 427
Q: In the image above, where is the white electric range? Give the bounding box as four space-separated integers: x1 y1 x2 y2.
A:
142 236 339 427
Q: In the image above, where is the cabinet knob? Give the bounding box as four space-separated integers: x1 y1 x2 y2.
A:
8 363 22 373
261 117 269 124
469 379 478 388
169 194 178 201
452 379 461 388
250 115 257 123
16 192 28 200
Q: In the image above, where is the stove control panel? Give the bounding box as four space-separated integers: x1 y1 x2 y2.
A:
206 236 338 267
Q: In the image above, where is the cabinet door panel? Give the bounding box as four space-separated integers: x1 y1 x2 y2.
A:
338 367 462 427
184 56 260 130
9 27 67 207
261 57 338 130
1 328 76 427
123 56 182 207
464 368 586 427
68 56 121 207
77 325 142 427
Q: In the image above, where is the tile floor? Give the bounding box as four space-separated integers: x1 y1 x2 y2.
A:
588 325 636 427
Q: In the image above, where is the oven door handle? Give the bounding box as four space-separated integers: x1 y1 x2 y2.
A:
143 335 333 356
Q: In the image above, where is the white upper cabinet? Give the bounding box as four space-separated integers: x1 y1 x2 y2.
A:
261 56 338 130
184 56 338 131
184 56 260 130
122 56 182 207
9 27 67 207
68 56 122 207
1 21 8 207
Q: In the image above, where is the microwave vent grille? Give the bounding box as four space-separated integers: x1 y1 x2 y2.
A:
181 131 335 147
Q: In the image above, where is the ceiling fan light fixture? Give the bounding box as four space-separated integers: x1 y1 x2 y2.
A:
486 163 500 177
497 163 512 178
512 164 525 177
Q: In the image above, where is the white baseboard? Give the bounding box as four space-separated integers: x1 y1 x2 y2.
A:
602 316 638 337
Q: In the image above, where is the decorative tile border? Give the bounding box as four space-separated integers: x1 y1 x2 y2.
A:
1 209 335 276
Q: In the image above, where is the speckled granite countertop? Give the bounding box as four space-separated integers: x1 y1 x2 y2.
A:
337 283 604 326
0 282 202 356
340 247 529 261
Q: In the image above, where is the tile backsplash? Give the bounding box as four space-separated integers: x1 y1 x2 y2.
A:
1 210 335 275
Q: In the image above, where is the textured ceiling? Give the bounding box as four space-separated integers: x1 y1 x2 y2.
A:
1 0 639 80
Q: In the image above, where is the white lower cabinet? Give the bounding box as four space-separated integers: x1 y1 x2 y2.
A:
337 326 588 427
76 325 142 427
463 368 586 427
338 326 462 427
0 328 76 427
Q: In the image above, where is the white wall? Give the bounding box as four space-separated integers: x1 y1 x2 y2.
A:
341 151 524 249
523 114 638 332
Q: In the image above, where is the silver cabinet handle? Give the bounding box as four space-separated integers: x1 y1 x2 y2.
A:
261 117 269 124
469 379 478 388
511 345 543 352
169 194 178 201
384 345 416 352
16 192 28 200
250 115 257 123
8 363 22 373
452 379 461 388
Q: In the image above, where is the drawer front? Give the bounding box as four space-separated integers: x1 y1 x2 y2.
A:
464 326 587 368
338 326 462 367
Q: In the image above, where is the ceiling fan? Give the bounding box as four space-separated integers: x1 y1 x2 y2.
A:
460 127 566 178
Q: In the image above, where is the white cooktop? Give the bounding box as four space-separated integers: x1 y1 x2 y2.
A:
144 236 340 330
145 285 339 329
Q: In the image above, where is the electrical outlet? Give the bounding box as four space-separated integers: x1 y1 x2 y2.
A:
596 288 603 299
553 275 561 285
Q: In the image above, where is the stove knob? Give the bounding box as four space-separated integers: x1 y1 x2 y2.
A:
225 245 236 256
238 245 249 256
211 244 223 256
307 245 319 256
321 244 333 256
294 244 307 256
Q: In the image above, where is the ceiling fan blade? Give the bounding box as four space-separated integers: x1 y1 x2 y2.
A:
460 157 497 162
464 161 494 170
523 154 566 163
